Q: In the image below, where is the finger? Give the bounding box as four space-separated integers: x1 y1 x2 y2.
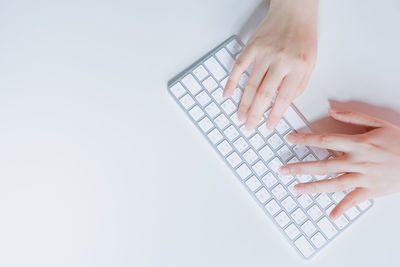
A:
266 73 302 129
294 173 364 194
237 62 270 122
280 156 356 175
223 48 255 97
329 109 385 128
286 132 358 152
330 188 370 220
244 65 285 129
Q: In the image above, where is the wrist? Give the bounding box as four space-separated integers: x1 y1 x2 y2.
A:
269 0 319 19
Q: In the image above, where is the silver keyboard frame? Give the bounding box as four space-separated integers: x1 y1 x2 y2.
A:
167 35 373 259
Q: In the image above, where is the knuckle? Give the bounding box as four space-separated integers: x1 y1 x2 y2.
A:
332 178 345 191
259 89 273 99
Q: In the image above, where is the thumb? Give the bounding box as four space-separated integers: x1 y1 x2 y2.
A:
329 108 385 128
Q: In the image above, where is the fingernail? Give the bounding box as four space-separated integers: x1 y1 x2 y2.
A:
328 108 338 114
279 166 290 175
266 120 274 130
294 184 305 195
329 211 337 220
287 134 297 143
245 122 255 131
237 110 247 122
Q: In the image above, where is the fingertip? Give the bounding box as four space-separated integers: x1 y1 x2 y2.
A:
294 183 305 195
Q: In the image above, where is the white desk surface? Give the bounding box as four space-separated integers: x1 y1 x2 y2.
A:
1 0 400 266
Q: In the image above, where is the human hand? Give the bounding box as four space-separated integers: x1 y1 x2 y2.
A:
280 109 400 219
223 0 318 130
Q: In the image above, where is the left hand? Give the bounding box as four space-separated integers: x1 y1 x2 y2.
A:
279 109 400 220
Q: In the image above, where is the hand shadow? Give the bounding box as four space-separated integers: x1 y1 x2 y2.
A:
236 1 270 43
306 100 400 135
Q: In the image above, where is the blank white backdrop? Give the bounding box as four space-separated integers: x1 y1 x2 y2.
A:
0 0 399 266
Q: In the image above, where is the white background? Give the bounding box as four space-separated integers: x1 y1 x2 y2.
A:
1 0 400 266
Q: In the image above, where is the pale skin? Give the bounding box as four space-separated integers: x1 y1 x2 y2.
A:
223 0 318 130
279 109 400 219
224 0 400 218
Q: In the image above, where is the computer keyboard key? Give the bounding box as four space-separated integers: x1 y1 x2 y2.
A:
301 220 317 237
278 145 293 162
242 148 258 165
170 82 186 98
252 160 268 177
238 72 249 88
211 87 225 104
308 205 323 221
255 187 271 204
215 47 235 71
189 105 204 121
245 176 261 192
202 76 218 92
294 236 315 258
345 207 360 220
268 134 284 150
226 39 242 55
236 163 251 180
297 174 313 183
333 215 349 230
193 65 209 81
288 154 301 164
298 194 313 209
205 102 221 118
293 145 309 159
284 106 307 131
258 123 273 138
196 91 211 106
275 211 291 228
180 94 195 109
233 137 249 153
332 191 345 203
227 152 241 168
231 87 242 103
221 77 229 89
204 56 227 81
265 199 281 216
358 200 372 211
224 125 239 141
182 73 202 95
285 224 301 240
198 117 213 132
221 99 236 115
215 114 230 130
303 154 317 162
268 157 283 174
316 194 332 209
259 145 274 162
292 208 307 225
207 128 223 144
230 112 243 127
240 125 255 138
281 196 297 212
261 173 277 189
272 184 288 200
249 134 265 150
310 147 330 160
288 180 299 196
217 140 232 156
311 232 327 249
277 173 294 185
276 119 290 135
317 217 338 239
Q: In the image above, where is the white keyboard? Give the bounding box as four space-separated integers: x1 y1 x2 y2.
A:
168 35 372 259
